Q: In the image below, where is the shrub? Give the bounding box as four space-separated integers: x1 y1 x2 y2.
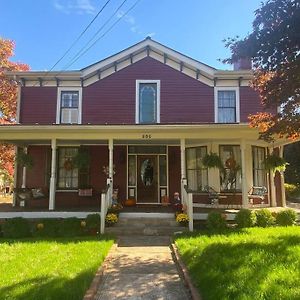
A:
235 209 257 228
284 183 300 200
207 212 227 230
176 213 189 226
33 219 61 237
86 214 100 230
255 209 275 227
2 217 31 238
58 218 82 237
105 213 118 225
276 209 298 226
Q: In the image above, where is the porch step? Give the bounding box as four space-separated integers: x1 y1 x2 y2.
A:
105 215 188 236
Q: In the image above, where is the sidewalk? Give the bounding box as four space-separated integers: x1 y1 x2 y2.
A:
95 236 191 300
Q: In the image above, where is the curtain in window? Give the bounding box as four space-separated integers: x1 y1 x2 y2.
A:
252 147 266 187
219 145 242 191
186 147 208 191
218 91 236 123
139 83 157 123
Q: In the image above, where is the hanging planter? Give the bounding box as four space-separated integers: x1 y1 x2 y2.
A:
264 154 288 173
73 150 90 170
202 152 223 169
16 151 34 169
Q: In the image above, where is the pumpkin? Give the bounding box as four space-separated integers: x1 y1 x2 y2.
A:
124 198 136 207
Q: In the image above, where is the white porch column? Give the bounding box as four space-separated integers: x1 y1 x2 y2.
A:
279 146 287 207
268 148 277 207
241 141 249 208
12 146 18 206
108 139 114 197
21 146 27 188
49 139 57 210
180 139 186 200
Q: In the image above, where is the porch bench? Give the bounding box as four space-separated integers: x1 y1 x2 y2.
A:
14 187 48 208
248 186 267 205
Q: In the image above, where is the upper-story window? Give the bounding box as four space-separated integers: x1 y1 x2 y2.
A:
214 87 240 123
56 87 82 124
136 80 160 124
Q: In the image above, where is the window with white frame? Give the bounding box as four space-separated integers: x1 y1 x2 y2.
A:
219 145 242 192
136 80 160 124
186 147 208 192
57 148 79 189
215 88 240 123
60 91 79 124
252 146 267 187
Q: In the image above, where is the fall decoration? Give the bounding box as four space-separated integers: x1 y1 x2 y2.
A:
105 213 118 225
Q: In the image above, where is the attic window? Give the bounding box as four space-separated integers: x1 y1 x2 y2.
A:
136 80 160 124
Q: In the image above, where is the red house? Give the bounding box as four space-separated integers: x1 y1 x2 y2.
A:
1 38 288 224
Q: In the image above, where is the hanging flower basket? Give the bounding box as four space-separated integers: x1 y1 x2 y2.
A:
264 154 288 173
202 152 222 169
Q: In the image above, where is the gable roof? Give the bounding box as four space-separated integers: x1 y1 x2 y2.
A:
6 37 253 87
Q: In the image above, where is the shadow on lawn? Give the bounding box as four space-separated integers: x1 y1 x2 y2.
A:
0 269 95 300
179 233 300 300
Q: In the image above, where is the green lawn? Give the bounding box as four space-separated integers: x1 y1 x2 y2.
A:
0 236 114 300
175 227 300 300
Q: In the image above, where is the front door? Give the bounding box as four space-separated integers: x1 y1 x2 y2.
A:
137 155 158 203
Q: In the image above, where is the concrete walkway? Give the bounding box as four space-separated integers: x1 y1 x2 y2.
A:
95 236 191 300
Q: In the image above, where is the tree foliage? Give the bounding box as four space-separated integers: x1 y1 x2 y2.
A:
224 0 300 141
0 38 29 180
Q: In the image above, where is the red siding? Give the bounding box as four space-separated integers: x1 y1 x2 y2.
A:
83 57 214 124
20 87 57 124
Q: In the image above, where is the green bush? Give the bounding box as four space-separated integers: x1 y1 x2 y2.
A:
235 209 257 228
33 219 61 237
255 209 275 227
2 217 31 238
86 214 100 230
284 183 300 200
207 212 227 230
58 217 82 237
276 209 298 226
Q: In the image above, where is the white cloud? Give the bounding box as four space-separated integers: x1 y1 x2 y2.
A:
117 10 155 37
53 0 96 15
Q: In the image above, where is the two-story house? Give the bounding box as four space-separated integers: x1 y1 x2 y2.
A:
1 38 287 212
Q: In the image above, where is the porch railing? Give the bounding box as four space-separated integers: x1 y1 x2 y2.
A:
100 181 112 234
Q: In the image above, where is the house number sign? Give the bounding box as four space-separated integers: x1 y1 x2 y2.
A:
142 134 152 139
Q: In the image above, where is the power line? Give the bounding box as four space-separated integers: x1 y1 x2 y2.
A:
35 0 112 86
51 0 142 78
60 0 129 72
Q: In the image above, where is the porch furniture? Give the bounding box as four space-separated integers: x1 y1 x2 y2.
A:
248 186 267 206
14 188 48 208
203 186 220 206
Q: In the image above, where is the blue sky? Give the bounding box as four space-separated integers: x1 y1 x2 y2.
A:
0 0 262 71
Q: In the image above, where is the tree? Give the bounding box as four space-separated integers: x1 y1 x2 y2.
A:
224 0 300 141
0 38 29 184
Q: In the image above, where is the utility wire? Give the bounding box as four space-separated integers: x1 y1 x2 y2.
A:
60 0 129 72
51 0 142 78
35 0 112 86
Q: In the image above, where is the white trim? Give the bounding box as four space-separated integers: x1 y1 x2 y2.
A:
56 87 82 124
119 212 174 219
214 86 240 123
0 211 99 219
135 80 161 124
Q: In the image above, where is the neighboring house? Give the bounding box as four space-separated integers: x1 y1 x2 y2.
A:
1 37 287 211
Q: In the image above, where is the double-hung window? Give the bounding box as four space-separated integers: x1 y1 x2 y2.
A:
215 87 240 123
252 146 266 187
186 147 208 192
57 88 82 124
136 80 160 124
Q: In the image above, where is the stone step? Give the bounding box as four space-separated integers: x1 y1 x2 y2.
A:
105 225 187 236
117 217 178 227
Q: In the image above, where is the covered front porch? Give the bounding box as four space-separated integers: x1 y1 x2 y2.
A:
0 124 288 216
